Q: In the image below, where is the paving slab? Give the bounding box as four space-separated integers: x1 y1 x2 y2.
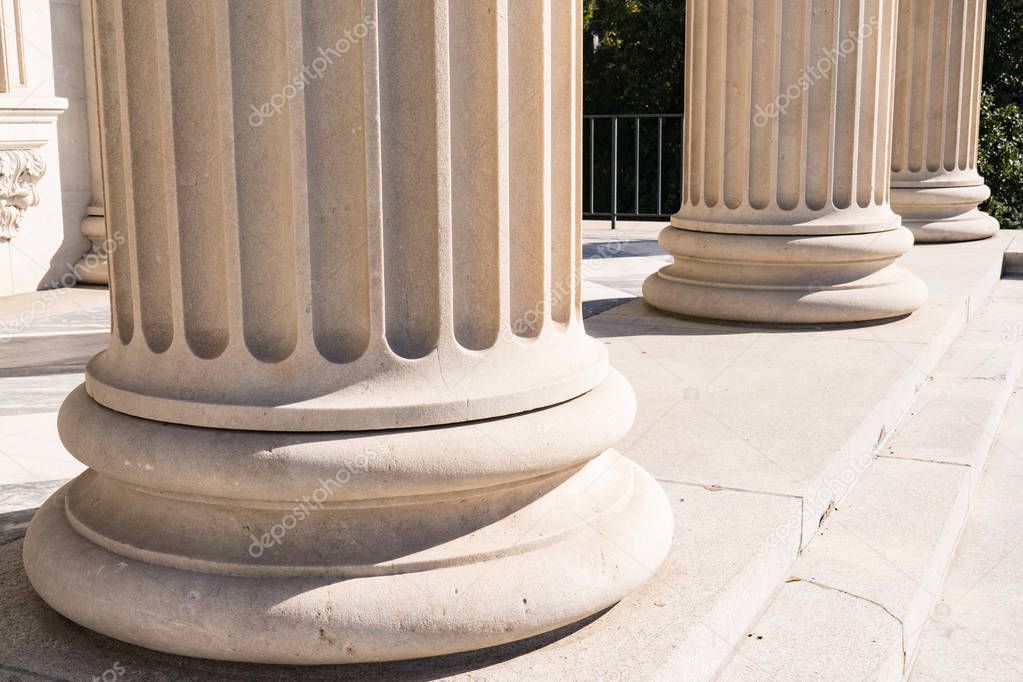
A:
0 483 800 681
588 234 1011 549
910 387 1023 681
717 282 1023 681
0 237 1017 680
718 579 903 682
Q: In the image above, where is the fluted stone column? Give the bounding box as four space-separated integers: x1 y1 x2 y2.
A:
644 0 928 324
891 0 997 242
23 0 672 664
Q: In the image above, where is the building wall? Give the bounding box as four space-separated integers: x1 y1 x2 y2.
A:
0 0 91 297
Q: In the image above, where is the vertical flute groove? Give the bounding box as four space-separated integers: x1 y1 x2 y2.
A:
832 0 862 209
549 0 575 324
907 0 933 173
378 0 442 358
93 0 134 345
941 0 965 172
857 0 881 207
449 0 501 347
122 0 175 353
776 0 809 211
573 0 583 318
689 0 706 206
166 0 230 359
927 0 951 172
703 0 725 208
303 0 371 362
879 0 898 203
967 0 986 167
748 0 778 211
804 0 836 211
229 0 299 363
722 0 751 210
891 0 912 175
507 0 546 337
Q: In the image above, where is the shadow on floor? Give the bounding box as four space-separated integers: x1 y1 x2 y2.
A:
584 298 914 338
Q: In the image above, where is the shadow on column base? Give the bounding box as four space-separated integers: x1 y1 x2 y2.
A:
22 376 673 665
892 184 1000 243
643 226 929 325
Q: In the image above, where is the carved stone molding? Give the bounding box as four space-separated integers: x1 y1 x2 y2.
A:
0 148 44 241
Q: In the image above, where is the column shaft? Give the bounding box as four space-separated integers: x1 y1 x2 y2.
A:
890 0 997 242
645 0 927 324
23 0 672 664
82 0 603 432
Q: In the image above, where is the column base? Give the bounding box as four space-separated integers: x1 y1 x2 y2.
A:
22 374 673 664
643 227 928 324
891 185 999 243
72 215 109 286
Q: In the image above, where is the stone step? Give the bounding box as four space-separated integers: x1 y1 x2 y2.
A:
0 237 1016 681
909 376 1023 680
1003 232 1023 276
716 278 1023 681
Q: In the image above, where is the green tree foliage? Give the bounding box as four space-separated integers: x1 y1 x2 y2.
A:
583 1 685 216
980 0 1023 227
583 0 684 114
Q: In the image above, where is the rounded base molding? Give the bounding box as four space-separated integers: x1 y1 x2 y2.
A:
891 185 999 243
24 454 671 664
22 375 673 664
643 227 928 324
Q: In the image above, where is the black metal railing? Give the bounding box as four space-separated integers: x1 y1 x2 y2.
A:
583 113 682 228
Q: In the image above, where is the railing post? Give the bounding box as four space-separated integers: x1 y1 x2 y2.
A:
610 117 618 229
588 117 595 215
657 116 663 216
634 116 640 215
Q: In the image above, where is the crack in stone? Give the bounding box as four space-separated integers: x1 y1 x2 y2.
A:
787 577 907 670
877 454 972 467
788 577 903 625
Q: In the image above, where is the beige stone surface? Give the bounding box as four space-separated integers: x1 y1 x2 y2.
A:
718 579 903 682
718 278 1023 680
891 0 999 243
1 232 1015 679
81 0 607 432
645 0 927 324
910 392 1023 680
22 0 672 665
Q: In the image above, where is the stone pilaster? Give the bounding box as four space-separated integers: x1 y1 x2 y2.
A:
891 0 997 242
644 0 927 324
23 0 672 664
